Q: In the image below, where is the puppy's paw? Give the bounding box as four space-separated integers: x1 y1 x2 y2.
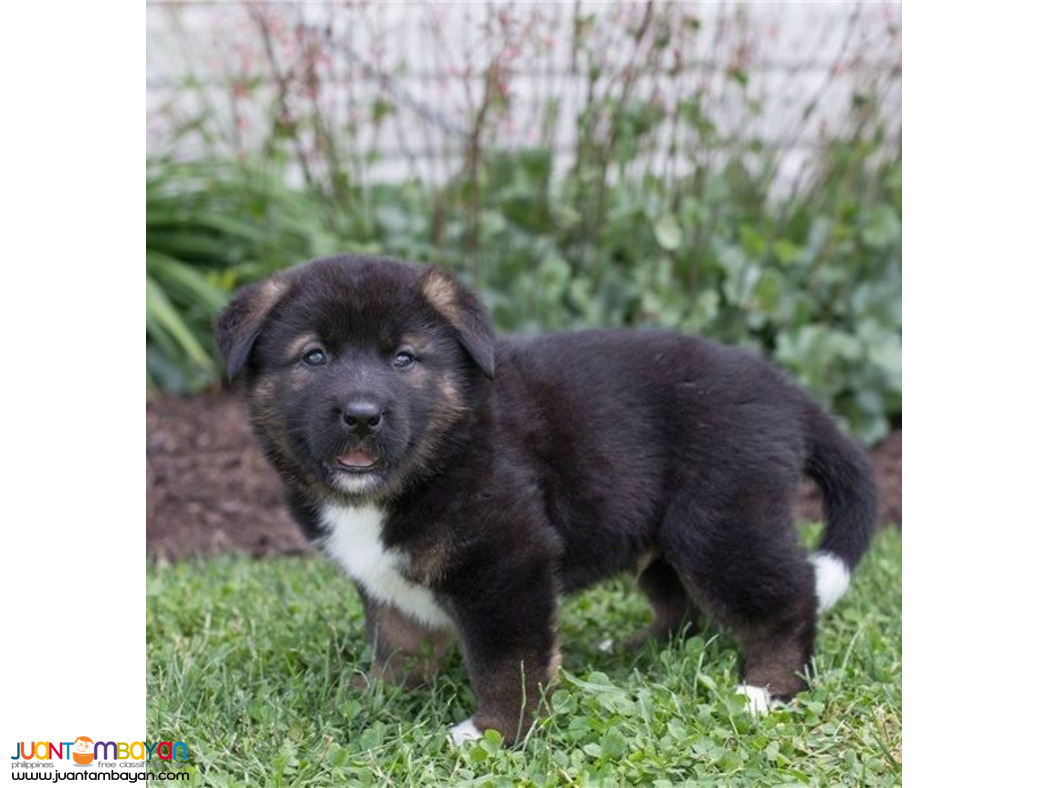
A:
733 684 771 715
448 717 483 745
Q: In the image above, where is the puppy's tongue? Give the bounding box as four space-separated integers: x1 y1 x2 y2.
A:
337 449 376 468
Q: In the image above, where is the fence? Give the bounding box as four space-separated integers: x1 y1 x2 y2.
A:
146 1 902 190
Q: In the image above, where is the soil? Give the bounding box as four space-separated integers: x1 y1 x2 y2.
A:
147 391 901 561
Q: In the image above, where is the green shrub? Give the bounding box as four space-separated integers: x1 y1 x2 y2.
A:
146 160 343 391
376 147 900 444
145 148 900 443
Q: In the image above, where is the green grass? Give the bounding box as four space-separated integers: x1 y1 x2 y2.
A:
147 527 901 786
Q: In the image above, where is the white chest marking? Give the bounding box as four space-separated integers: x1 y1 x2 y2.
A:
320 503 452 629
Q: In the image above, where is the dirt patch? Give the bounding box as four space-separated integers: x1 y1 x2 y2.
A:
147 391 306 561
147 391 901 561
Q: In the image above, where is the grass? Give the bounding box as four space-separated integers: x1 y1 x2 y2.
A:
147 526 902 786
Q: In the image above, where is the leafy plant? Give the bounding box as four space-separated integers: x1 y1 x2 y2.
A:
146 159 342 391
144 144 900 441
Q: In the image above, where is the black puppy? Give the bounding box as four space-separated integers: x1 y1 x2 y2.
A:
216 254 876 744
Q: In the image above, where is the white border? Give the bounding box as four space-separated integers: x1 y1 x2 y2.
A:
0 2 145 778
909 3 1050 782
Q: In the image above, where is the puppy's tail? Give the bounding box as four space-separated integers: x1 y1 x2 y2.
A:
804 404 879 613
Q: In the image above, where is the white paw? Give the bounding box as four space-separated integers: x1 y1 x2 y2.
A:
734 684 771 715
597 638 614 653
448 717 483 745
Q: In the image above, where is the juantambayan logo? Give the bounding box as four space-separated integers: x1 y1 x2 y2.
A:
12 738 188 764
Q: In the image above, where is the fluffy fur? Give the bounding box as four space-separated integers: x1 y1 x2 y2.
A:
810 552 853 613
216 254 878 743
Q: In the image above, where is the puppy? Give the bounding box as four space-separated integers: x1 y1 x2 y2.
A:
216 254 877 744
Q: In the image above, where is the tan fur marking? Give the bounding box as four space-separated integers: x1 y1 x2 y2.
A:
403 536 452 587
255 277 290 317
283 333 321 364
470 656 551 743
547 641 563 680
438 373 466 413
422 271 460 323
635 550 657 578
368 603 452 688
253 376 276 400
246 377 316 495
378 370 470 498
399 332 431 353
263 278 288 298
736 620 810 698
627 556 706 649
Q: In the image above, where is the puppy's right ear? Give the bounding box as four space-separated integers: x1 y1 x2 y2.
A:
215 278 289 379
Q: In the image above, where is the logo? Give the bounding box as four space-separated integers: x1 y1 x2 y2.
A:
71 737 93 766
11 738 189 765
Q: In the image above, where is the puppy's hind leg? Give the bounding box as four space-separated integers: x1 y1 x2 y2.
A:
660 497 817 712
622 556 704 651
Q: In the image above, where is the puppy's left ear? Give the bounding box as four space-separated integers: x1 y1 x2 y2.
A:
215 276 290 379
421 267 496 379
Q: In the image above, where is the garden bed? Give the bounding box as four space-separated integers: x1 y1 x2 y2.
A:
147 391 901 561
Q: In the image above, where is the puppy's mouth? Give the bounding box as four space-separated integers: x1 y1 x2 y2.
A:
332 448 384 473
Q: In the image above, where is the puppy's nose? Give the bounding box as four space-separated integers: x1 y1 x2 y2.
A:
343 401 383 435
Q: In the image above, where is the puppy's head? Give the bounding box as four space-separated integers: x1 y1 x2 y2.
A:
216 255 495 501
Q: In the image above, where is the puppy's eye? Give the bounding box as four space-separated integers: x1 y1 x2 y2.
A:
302 348 327 366
393 351 416 369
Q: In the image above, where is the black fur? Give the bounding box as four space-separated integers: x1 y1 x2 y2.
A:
216 254 877 742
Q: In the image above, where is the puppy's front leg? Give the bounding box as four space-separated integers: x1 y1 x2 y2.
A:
358 587 452 689
447 560 559 745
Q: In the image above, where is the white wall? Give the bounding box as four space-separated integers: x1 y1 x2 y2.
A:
146 1 902 186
